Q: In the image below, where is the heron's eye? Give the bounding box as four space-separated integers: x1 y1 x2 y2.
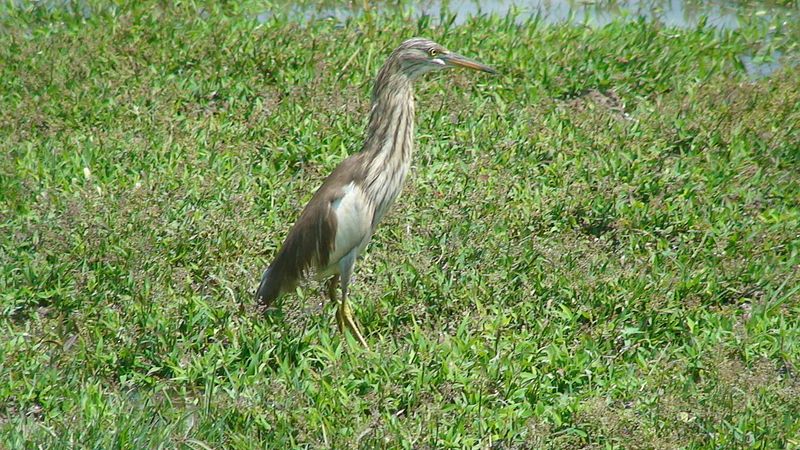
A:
428 48 438 57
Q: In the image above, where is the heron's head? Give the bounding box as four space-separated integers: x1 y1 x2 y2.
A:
391 37 497 80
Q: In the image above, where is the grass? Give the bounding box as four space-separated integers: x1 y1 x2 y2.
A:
1 1 799 448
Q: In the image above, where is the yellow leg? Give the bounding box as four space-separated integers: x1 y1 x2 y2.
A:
336 297 369 350
335 251 369 349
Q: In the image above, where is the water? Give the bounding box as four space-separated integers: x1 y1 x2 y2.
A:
262 0 797 29
4 0 794 77
407 0 747 29
256 0 797 77
739 51 785 78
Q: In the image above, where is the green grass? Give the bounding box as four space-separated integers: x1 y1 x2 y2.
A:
2 1 800 448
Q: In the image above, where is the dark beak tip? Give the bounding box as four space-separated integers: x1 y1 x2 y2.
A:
446 54 498 75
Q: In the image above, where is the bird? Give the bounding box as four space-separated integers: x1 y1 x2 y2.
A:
256 37 496 349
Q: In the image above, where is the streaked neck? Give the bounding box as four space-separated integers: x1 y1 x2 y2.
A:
360 70 416 227
362 72 415 159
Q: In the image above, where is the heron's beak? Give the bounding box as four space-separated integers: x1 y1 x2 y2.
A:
441 52 497 74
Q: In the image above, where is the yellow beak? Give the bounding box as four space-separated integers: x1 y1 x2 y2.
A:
441 52 497 74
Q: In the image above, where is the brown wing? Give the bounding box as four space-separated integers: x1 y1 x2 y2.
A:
267 153 368 286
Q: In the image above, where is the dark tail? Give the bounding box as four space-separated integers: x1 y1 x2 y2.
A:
256 220 312 307
255 265 284 307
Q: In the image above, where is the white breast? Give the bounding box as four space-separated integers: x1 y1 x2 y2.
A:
320 182 373 277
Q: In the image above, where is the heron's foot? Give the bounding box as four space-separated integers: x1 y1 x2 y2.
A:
336 301 370 350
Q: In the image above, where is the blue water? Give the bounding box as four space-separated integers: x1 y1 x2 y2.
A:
5 0 794 77
264 0 797 29
256 0 796 77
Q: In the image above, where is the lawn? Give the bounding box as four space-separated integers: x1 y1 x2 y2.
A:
1 1 799 448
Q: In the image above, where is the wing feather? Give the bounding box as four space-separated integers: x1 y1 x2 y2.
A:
266 154 370 284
